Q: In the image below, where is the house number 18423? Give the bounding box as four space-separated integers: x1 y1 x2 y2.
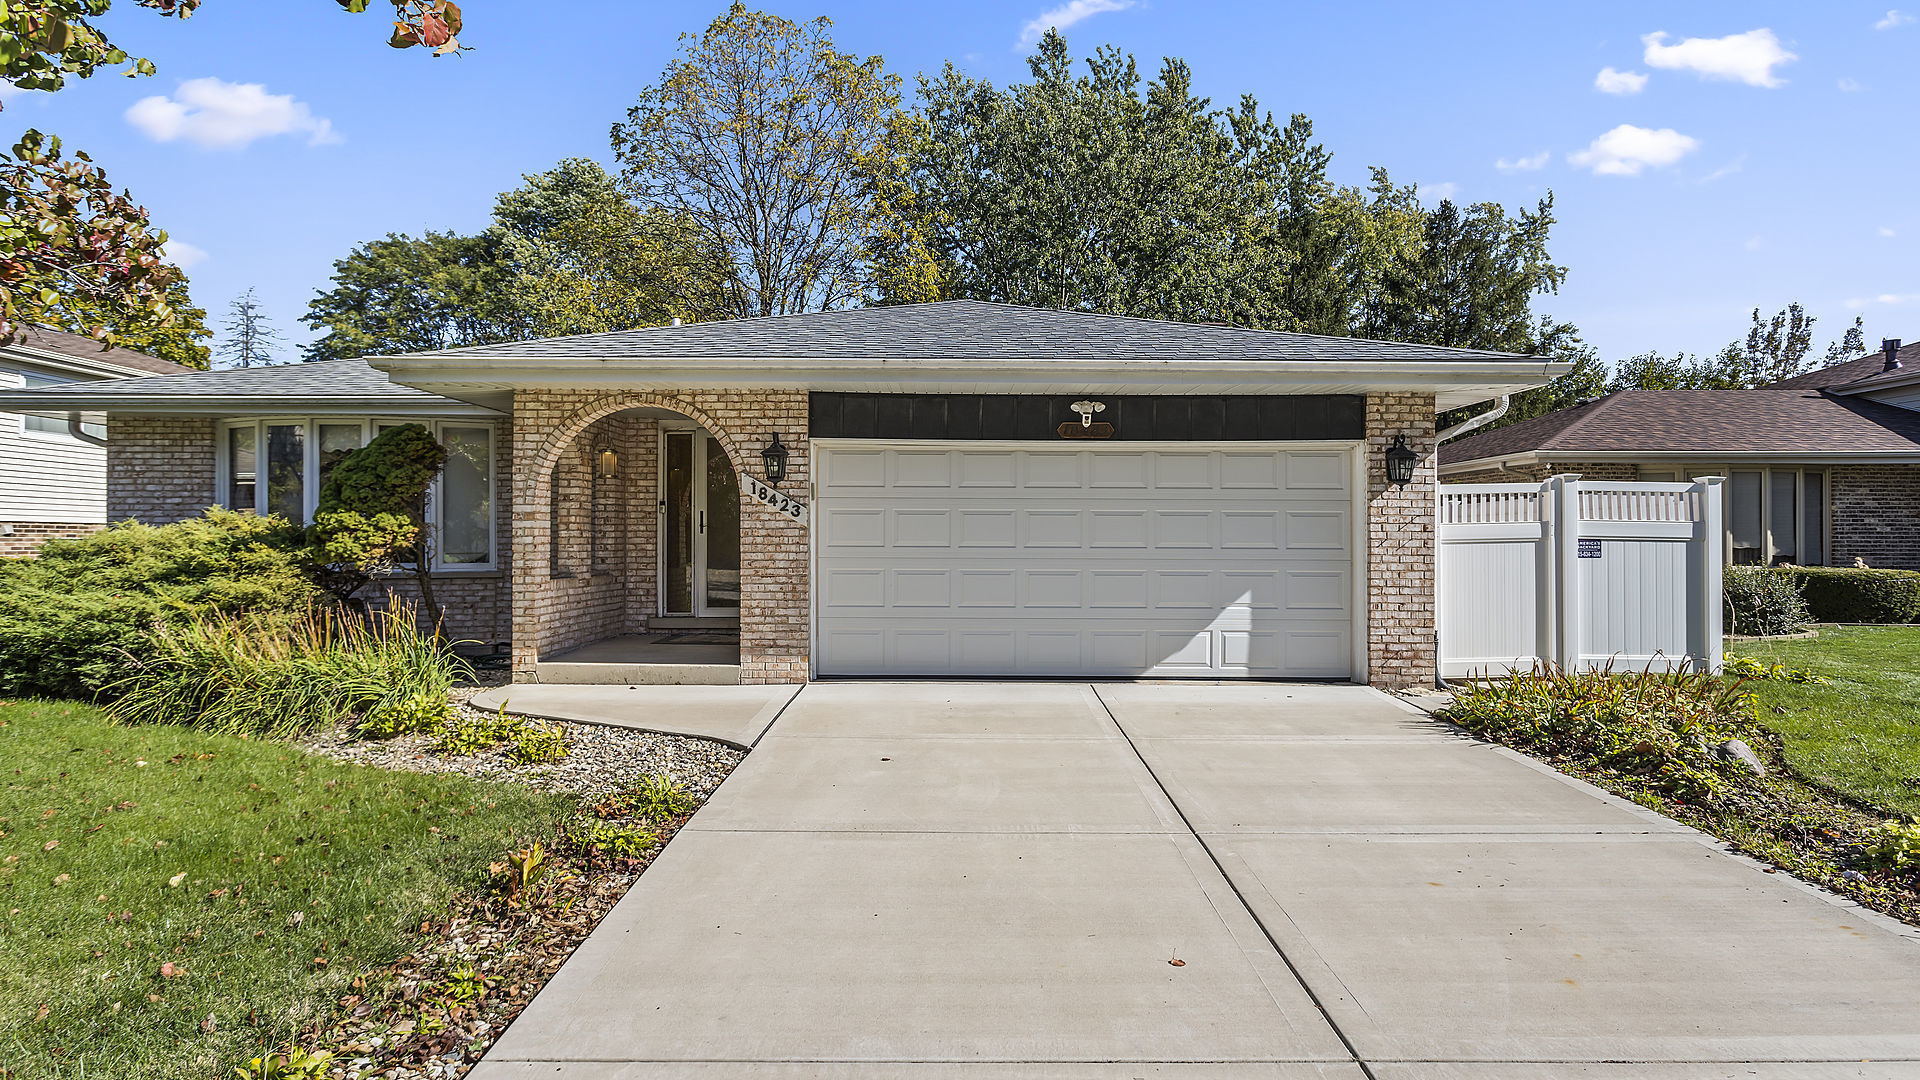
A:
743 475 809 526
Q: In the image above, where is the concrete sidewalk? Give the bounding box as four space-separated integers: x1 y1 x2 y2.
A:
473 682 1920 1079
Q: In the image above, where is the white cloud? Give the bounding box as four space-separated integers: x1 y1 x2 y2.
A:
1568 124 1700 176
1594 67 1648 95
1017 0 1134 48
1744 236 1765 252
1880 226 1897 238
1495 151 1550 173
1875 9 1914 29
1421 182 1460 203
125 77 339 149
1697 155 1745 184
161 239 209 270
1642 28 1796 88
1838 77 1864 92
1847 293 1920 309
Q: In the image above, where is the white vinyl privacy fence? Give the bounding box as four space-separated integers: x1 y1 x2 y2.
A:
1437 476 1725 679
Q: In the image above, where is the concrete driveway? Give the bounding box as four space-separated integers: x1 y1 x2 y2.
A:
472 683 1920 1079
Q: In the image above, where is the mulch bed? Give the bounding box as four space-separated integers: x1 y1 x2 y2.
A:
289 697 745 1079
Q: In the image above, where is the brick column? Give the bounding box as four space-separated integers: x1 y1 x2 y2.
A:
1365 393 1437 689
106 415 215 524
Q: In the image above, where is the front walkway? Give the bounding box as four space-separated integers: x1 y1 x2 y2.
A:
472 683 1920 1079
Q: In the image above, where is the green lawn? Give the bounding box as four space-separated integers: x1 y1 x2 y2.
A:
0 699 573 1080
1731 626 1920 820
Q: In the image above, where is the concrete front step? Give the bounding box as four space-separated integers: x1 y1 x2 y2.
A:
534 661 740 685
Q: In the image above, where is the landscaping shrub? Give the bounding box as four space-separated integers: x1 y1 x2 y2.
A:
1865 820 1920 872
1775 567 1920 624
590 773 701 823
0 509 316 698
1440 664 1765 802
105 603 468 738
1723 565 1811 637
354 690 457 740
505 719 570 764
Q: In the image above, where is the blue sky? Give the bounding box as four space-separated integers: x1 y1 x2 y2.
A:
3 0 1914 364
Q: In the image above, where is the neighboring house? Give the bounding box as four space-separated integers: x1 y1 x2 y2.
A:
0 301 1559 688
1439 339 1920 570
0 327 195 556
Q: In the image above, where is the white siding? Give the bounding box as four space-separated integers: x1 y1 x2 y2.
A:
1861 384 1920 412
0 364 107 523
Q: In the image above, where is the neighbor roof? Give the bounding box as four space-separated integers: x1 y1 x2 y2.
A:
383 300 1532 363
6 326 194 376
1440 388 1920 465
0 358 497 416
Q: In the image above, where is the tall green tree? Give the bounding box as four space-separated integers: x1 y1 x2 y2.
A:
215 287 282 368
488 158 729 337
1364 196 1565 353
301 232 515 361
39 277 212 368
611 4 902 317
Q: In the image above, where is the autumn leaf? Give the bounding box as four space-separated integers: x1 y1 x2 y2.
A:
159 962 183 978
167 872 186 887
42 840 57 852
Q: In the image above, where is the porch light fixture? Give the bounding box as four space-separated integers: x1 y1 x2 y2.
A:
595 445 620 479
1384 434 1419 487
762 432 789 486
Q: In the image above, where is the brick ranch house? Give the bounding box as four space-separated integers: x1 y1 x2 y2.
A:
0 301 1563 689
1441 338 1920 571
0 327 193 556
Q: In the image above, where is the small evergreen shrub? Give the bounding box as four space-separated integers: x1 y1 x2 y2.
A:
0 509 316 698
1776 567 1920 624
1723 565 1811 637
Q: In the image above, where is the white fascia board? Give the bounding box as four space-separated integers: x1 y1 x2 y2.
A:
0 394 502 418
367 356 1570 397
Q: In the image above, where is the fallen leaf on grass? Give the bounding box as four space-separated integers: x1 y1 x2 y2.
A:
159 962 183 978
167 872 186 888
34 1004 48 1021
42 840 56 852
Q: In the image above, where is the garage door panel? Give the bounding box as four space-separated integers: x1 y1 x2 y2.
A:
815 444 1355 679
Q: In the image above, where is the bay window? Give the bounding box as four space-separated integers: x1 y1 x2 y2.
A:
218 418 495 570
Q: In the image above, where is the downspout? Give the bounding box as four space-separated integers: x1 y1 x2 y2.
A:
67 415 106 448
1435 394 1510 444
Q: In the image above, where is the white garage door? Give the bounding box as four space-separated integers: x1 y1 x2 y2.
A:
814 443 1357 679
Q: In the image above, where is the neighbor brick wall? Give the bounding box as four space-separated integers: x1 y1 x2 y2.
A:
105 415 216 523
0 521 103 557
1830 464 1920 570
510 390 810 684
1366 393 1437 689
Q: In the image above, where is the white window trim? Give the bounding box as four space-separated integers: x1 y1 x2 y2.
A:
215 417 497 572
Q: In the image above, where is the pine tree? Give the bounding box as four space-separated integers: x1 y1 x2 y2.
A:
216 288 283 368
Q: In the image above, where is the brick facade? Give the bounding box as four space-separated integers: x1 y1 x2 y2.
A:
106 415 216 522
1831 464 1920 571
0 521 104 557
1365 393 1438 689
509 390 810 685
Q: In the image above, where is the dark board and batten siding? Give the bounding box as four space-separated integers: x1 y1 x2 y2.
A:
809 394 1365 442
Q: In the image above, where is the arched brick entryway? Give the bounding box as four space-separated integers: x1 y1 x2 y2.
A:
509 389 810 684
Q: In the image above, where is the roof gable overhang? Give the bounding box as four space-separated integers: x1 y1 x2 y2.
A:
367 354 1570 412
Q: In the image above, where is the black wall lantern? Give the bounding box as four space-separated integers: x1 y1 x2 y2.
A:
762 432 789 485
1384 434 1419 487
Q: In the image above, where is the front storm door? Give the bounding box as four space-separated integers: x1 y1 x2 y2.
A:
661 429 742 617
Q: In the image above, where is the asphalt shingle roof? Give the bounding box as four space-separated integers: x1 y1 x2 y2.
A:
8 326 194 375
1440 388 1920 463
1766 344 1918 390
10 358 460 401
385 300 1533 363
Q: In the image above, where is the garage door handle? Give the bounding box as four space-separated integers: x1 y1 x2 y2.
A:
699 510 705 534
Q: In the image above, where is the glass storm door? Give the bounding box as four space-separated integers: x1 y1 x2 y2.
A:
661 430 741 617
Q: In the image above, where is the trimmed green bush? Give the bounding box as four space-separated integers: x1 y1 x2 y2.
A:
1723 565 1811 637
0 509 317 698
1774 567 1920 624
